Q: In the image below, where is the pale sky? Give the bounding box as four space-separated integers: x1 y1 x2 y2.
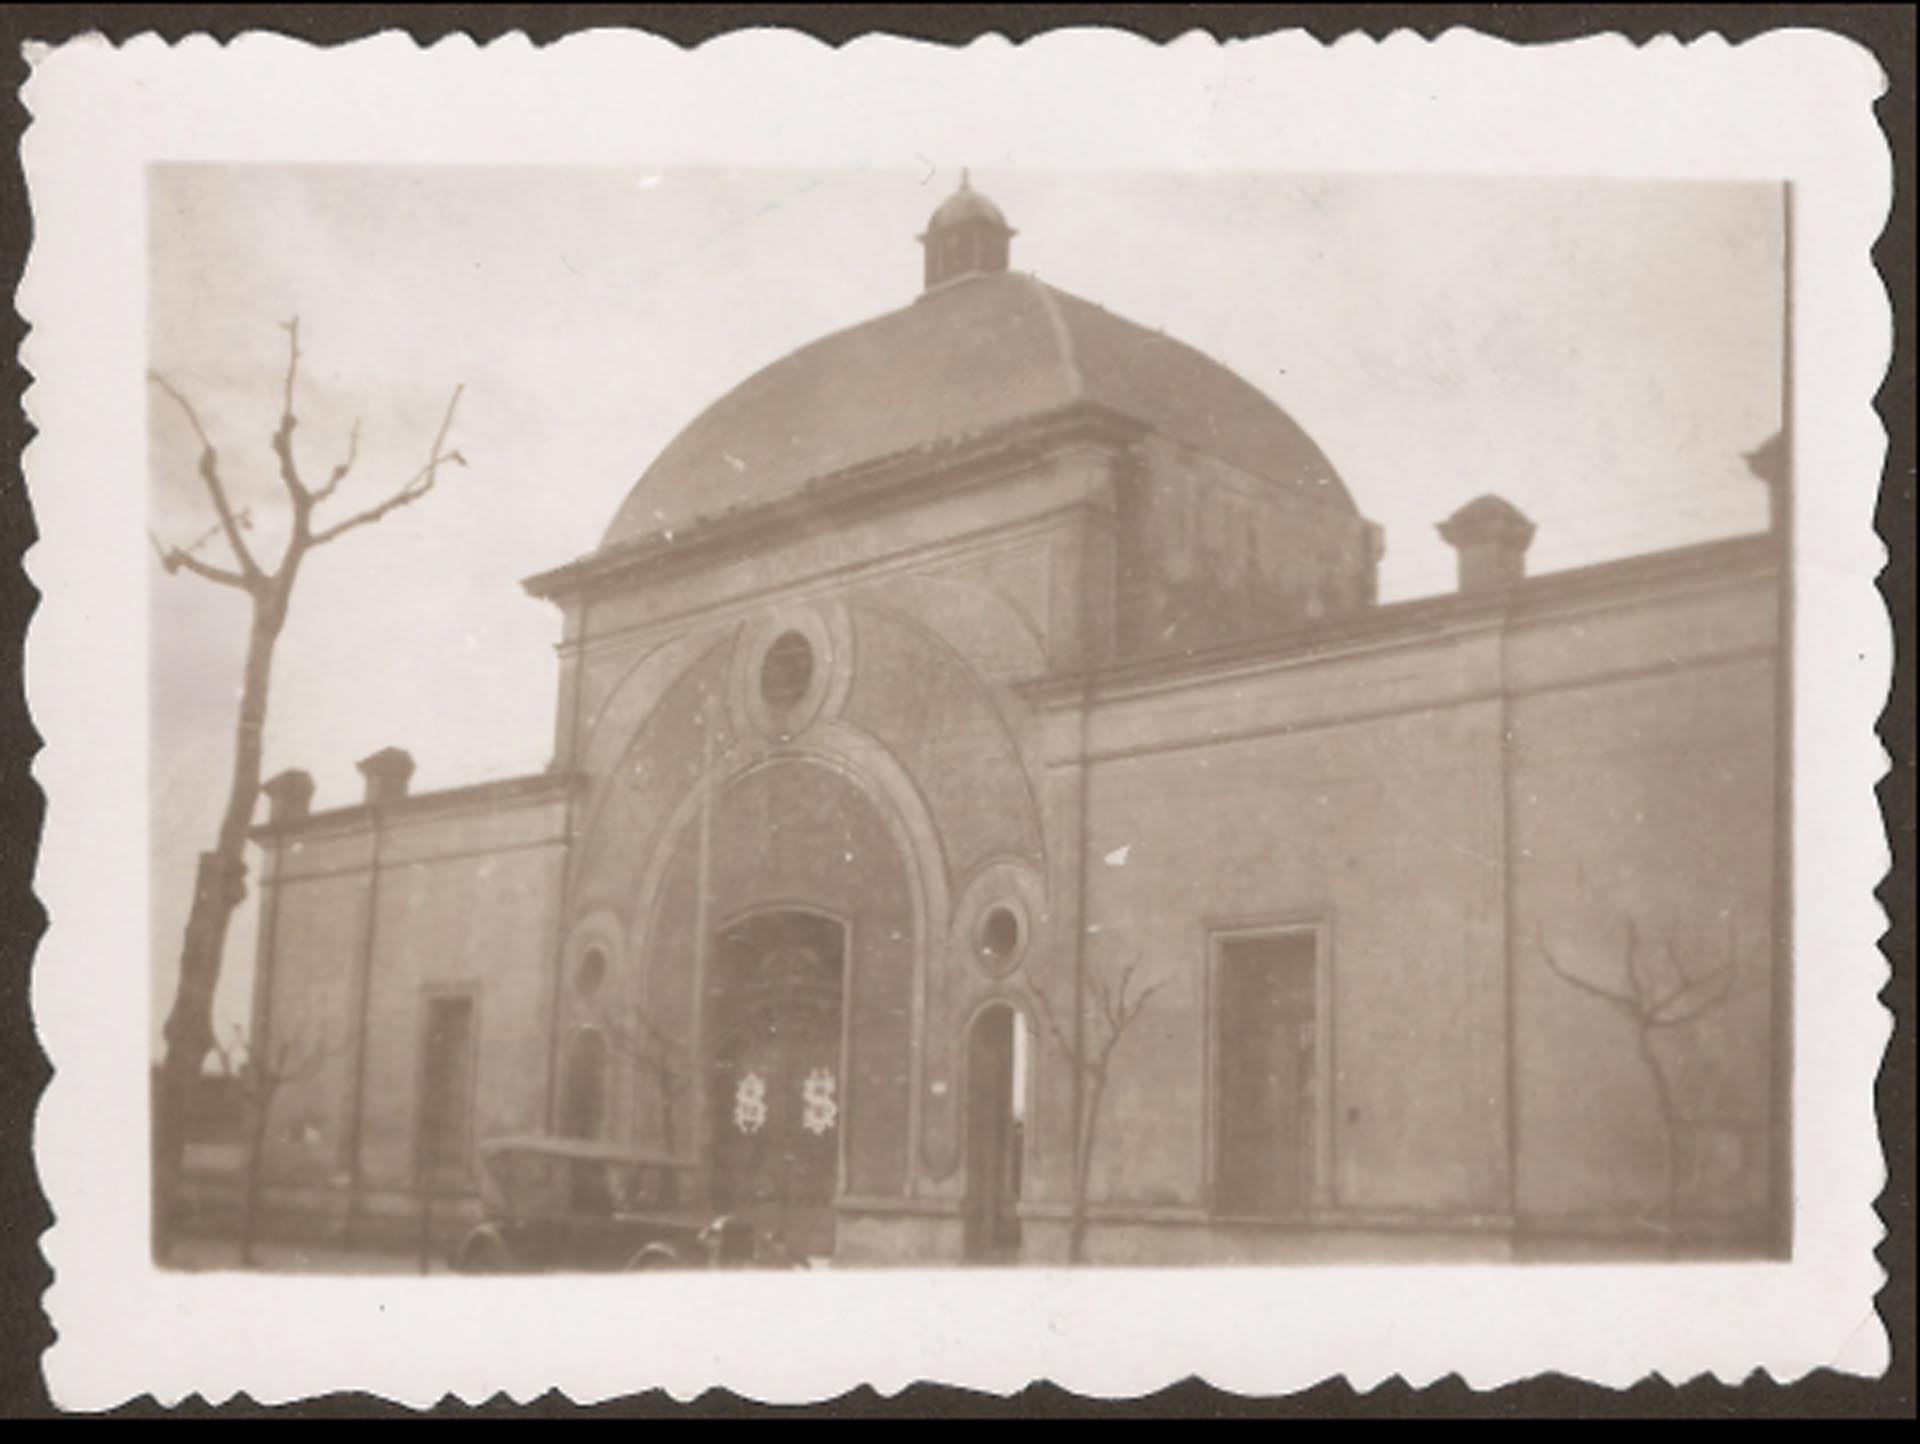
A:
147 166 1784 1053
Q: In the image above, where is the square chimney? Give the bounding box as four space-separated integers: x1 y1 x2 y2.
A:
1438 495 1535 594
356 747 416 808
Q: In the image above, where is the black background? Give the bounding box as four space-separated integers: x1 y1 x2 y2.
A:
0 3 1910 1419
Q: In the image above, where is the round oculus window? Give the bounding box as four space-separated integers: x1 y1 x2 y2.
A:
977 905 1022 971
576 946 608 998
760 630 815 712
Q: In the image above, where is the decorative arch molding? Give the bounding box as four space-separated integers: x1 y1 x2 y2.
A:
577 630 735 781
843 598 1049 885
627 721 953 997
865 565 1050 678
572 638 738 915
620 725 950 1200
562 591 1052 1197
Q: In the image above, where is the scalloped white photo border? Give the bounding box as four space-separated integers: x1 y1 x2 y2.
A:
19 26 1892 1406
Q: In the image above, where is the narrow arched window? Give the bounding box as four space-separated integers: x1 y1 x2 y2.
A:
560 1027 609 1141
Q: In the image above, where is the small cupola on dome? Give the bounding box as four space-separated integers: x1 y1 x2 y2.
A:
918 170 1016 292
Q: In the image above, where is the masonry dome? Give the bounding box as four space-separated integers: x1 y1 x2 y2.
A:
601 267 1355 550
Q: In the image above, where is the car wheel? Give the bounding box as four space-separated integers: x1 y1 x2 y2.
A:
625 1243 679 1271
457 1230 511 1274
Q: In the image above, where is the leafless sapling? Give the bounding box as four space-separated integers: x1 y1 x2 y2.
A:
210 1021 348 1266
605 1007 693 1156
1536 914 1766 1234
1030 957 1165 1264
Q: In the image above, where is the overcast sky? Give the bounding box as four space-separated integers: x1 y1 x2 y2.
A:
147 166 1784 1051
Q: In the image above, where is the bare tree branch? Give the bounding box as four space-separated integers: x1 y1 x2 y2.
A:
150 506 263 591
311 417 362 505
309 384 466 546
1645 934 1694 1019
1538 912 1770 1236
269 318 311 505
1534 929 1639 1021
149 369 264 581
1035 952 1165 1264
156 542 253 591
278 318 300 426
1027 979 1075 1065
1118 977 1164 1033
1621 917 1652 1015
209 1026 240 1079
1648 955 1764 1029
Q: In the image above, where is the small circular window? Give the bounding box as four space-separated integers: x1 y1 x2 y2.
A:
760 630 815 712
576 946 608 999
977 905 1022 972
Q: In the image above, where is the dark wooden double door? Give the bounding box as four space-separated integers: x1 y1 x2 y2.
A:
708 911 845 1262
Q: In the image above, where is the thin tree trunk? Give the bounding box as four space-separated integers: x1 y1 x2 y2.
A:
1068 1070 1104 1265
659 1065 678 1155
239 1077 274 1267
1635 1025 1682 1244
154 595 288 1259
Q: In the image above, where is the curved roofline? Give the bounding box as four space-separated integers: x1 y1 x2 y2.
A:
598 268 1356 553
1031 279 1085 396
528 400 1152 603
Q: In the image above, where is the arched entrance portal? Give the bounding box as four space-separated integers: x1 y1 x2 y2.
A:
963 1004 1027 1262
708 910 846 1261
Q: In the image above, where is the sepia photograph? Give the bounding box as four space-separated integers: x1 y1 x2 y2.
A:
145 163 1788 1274
19 26 1891 1405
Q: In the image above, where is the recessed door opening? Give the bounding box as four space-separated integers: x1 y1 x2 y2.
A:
963 1004 1027 1262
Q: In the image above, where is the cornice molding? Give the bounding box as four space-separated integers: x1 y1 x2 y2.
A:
522 402 1147 605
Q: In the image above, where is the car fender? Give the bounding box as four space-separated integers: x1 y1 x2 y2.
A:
624 1241 682 1271
455 1224 514 1273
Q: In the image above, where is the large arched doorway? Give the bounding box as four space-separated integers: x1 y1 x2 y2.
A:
707 909 846 1261
962 1004 1027 1262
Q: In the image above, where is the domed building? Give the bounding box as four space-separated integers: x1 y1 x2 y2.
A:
243 178 1784 1266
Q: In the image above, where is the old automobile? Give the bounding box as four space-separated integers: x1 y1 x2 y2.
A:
453 1136 757 1272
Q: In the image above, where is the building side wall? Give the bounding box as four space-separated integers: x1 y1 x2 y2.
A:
1507 573 1778 1238
1064 639 1512 1223
254 790 569 1205
1015 550 1780 1255
251 847 370 1187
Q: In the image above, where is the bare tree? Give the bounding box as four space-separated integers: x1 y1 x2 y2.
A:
209 1021 347 1266
1536 915 1766 1233
605 1006 693 1156
1031 958 1165 1264
149 321 465 1257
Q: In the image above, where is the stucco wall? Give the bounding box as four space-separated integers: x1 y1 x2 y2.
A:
1062 635 1511 1220
253 782 569 1197
1114 435 1379 658
1508 573 1778 1235
1025 545 1780 1247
